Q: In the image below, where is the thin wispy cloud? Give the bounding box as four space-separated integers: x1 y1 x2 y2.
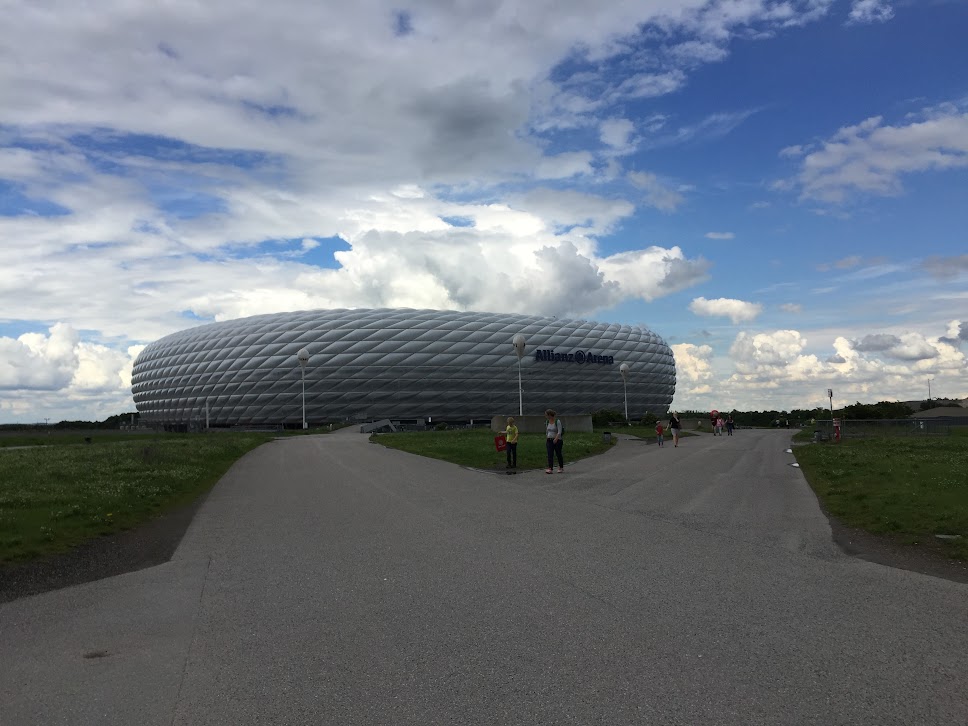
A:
848 0 895 24
779 102 968 203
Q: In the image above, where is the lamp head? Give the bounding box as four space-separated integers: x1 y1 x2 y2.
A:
512 333 526 359
297 348 310 367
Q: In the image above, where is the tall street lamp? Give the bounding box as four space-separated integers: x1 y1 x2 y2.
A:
297 348 310 429
512 334 527 416
620 363 630 424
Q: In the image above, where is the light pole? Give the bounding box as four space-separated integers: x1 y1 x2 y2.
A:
512 334 526 416
297 348 310 429
620 363 630 424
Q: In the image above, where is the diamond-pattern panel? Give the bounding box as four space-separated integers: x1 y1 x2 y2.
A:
131 308 677 425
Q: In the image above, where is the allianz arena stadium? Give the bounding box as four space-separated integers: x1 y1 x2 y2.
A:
131 308 676 427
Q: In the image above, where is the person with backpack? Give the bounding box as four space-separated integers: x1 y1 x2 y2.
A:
545 408 564 473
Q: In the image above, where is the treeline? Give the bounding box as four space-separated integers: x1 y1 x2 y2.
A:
603 398 959 429
0 412 139 432
671 399 954 428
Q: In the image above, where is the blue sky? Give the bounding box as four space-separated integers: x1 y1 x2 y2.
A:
1 0 966 422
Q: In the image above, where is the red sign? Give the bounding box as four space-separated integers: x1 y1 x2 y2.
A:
494 434 507 452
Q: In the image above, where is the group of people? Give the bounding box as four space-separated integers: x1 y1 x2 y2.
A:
503 409 564 474
506 409 737 470
654 412 682 448
710 413 735 436
654 411 735 446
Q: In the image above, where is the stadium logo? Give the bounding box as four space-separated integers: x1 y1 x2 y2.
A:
534 349 614 365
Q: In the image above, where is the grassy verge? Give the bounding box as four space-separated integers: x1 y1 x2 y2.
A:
0 431 182 448
373 428 615 470
794 430 968 560
0 434 270 562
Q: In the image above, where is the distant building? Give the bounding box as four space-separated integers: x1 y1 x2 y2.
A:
909 407 968 419
131 308 677 426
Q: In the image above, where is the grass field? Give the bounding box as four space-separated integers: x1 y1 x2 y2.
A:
373 428 616 470
794 430 968 560
0 434 270 562
0 431 176 448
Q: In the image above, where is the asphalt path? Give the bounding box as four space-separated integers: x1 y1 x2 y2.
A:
2 428 966 725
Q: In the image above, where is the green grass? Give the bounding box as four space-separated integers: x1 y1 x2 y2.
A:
0 431 182 448
0 434 270 562
794 435 968 560
373 428 616 470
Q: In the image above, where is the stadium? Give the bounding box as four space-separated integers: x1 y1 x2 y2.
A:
131 308 676 428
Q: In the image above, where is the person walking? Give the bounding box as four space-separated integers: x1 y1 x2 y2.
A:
726 414 735 436
715 416 725 436
545 408 564 473
655 420 664 447
505 416 519 468
669 412 681 447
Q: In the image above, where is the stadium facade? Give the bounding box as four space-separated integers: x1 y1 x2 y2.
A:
131 308 676 427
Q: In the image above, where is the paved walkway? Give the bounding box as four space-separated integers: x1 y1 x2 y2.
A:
2 429 965 725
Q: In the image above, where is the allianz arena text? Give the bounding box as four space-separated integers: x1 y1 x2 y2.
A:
131 308 676 426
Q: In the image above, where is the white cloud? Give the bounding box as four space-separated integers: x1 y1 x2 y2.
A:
670 343 713 384
598 247 710 302
689 297 763 324
850 331 941 362
535 151 595 179
731 330 808 370
515 188 634 234
779 144 805 158
782 103 968 203
627 171 685 212
0 324 79 390
711 324 967 411
641 109 761 150
610 71 687 101
780 303 802 313
0 324 142 423
599 118 636 151
848 0 894 24
704 231 735 240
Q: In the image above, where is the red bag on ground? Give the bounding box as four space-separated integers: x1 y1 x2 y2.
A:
494 434 507 452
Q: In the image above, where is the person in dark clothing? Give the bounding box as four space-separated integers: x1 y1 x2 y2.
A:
545 408 564 473
726 415 735 436
669 412 682 447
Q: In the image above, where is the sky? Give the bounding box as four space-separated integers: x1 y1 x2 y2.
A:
1 0 967 423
